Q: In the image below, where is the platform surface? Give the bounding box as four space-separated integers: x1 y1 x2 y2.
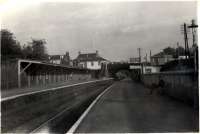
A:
75 79 199 133
1 78 97 99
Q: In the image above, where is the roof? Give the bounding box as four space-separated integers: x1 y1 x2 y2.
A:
151 52 164 58
75 53 106 62
49 55 63 60
151 52 173 58
18 59 88 70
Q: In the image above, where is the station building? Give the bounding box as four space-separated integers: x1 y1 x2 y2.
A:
73 51 108 70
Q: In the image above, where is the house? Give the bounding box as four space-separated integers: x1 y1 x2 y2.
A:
61 52 72 66
142 65 160 74
130 63 160 74
49 55 63 64
74 51 108 70
49 52 71 65
129 57 140 63
150 52 174 66
178 55 187 60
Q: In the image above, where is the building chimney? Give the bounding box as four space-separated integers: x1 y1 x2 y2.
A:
78 51 81 55
96 50 99 56
150 50 152 64
66 51 69 56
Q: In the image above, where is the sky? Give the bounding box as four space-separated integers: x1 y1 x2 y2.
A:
1 1 197 61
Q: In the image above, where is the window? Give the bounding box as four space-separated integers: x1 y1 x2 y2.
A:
98 61 101 65
145 68 152 74
91 61 94 66
79 63 84 68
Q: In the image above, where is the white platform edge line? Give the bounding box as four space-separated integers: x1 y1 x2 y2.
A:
66 84 114 134
1 78 113 102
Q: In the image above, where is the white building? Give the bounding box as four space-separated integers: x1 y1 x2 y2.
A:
178 55 187 60
49 52 71 65
129 57 140 63
142 65 160 74
49 55 64 64
130 64 160 74
151 52 174 66
74 51 108 70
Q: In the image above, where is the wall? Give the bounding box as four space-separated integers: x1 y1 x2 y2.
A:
151 56 174 66
51 59 61 64
87 61 101 70
142 66 160 74
141 71 198 106
1 79 113 133
79 61 101 70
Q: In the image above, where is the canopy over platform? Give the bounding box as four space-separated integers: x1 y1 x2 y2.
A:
17 59 90 88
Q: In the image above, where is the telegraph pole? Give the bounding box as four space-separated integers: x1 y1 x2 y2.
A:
149 50 152 65
188 19 198 72
183 23 190 59
138 48 141 63
177 42 179 58
138 48 142 75
145 53 147 63
188 19 198 47
188 20 198 108
177 42 181 69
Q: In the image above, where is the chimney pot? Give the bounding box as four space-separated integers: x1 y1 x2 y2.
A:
96 50 99 55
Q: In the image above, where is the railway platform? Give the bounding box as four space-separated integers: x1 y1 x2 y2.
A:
71 79 199 133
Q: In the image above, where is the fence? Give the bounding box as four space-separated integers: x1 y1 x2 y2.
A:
1 59 18 89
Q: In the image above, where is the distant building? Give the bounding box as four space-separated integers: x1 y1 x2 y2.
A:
74 50 108 70
49 51 71 65
178 55 187 60
120 60 129 63
129 57 140 63
142 65 160 74
151 52 174 66
130 63 160 74
49 55 63 64
61 52 72 66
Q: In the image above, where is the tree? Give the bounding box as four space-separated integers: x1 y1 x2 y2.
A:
175 46 185 56
1 29 49 61
1 29 22 59
163 47 176 56
22 44 33 59
30 39 48 60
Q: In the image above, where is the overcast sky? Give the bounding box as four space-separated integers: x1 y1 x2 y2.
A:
2 1 197 61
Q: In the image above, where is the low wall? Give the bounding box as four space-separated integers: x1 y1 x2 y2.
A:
1 79 113 133
141 71 198 106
